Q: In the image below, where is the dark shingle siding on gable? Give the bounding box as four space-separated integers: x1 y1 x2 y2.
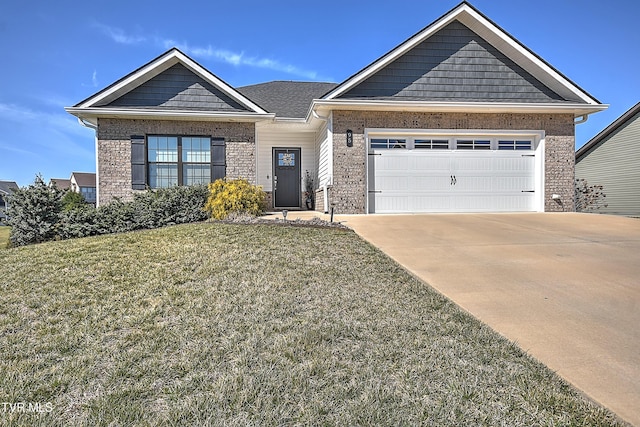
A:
103 64 250 112
340 21 575 103
238 81 338 118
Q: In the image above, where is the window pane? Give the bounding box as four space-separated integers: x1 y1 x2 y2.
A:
183 137 211 162
390 139 406 149
149 164 178 188
371 139 388 149
476 140 491 150
183 164 211 185
148 136 177 162
457 140 474 150
278 152 295 167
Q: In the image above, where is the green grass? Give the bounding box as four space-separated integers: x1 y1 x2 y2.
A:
0 226 9 249
0 223 623 426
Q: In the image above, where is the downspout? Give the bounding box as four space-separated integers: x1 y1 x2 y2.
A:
77 118 100 206
78 117 97 130
574 114 588 124
312 109 332 213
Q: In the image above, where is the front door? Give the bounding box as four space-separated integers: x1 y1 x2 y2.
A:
273 148 301 209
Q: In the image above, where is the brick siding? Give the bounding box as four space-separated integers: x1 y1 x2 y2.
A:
331 111 575 214
96 119 255 205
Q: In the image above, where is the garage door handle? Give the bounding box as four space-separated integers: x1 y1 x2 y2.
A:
521 190 535 193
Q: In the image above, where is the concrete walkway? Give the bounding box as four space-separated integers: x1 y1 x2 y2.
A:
332 213 640 426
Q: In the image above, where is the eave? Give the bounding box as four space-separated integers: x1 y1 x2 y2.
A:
309 99 607 120
65 107 275 127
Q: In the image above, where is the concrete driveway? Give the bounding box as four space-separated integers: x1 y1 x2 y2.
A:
335 213 640 426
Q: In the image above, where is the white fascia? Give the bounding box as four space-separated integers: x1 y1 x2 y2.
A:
311 99 607 118
65 107 275 127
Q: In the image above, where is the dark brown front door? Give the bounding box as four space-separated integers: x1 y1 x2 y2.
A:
273 148 301 209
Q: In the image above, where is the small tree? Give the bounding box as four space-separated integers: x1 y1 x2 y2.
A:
304 170 315 210
61 190 88 211
7 175 64 246
575 179 608 212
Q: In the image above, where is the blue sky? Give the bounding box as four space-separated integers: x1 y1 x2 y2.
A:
1 0 639 187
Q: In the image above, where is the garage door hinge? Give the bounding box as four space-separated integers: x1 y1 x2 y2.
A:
521 190 535 193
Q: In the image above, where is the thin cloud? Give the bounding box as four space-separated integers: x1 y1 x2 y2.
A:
93 22 146 45
165 39 321 80
94 24 326 80
0 103 94 139
92 70 98 87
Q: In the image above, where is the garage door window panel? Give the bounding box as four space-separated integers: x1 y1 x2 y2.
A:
415 139 450 149
456 139 491 150
371 138 406 149
498 140 533 150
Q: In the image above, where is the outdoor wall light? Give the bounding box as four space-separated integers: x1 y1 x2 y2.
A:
551 194 561 200
346 129 353 147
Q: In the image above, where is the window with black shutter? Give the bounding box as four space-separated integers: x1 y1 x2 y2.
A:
131 135 226 189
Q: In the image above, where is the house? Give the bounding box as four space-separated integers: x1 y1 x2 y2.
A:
576 102 640 216
0 180 19 220
50 173 97 206
50 178 71 190
70 172 97 206
66 1 605 214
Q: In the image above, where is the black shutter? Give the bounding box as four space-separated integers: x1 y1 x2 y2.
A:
211 138 226 181
131 135 146 190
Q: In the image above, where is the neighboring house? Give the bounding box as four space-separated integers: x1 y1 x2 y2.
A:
66 2 605 214
0 180 19 220
70 172 97 206
576 102 640 216
50 173 97 206
50 178 71 190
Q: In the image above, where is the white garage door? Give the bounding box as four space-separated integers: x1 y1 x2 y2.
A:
368 136 538 213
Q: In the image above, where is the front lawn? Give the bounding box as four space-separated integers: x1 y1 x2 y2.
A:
0 223 622 425
0 226 10 249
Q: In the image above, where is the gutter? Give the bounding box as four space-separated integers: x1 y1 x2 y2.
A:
311 99 608 118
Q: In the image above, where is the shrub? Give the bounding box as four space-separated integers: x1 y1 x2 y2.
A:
57 206 99 239
7 175 64 246
61 190 88 211
6 176 210 246
575 179 608 212
204 178 266 220
133 185 209 229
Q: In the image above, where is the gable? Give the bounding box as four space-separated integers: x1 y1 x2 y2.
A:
99 63 251 112
339 21 567 103
577 102 640 161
